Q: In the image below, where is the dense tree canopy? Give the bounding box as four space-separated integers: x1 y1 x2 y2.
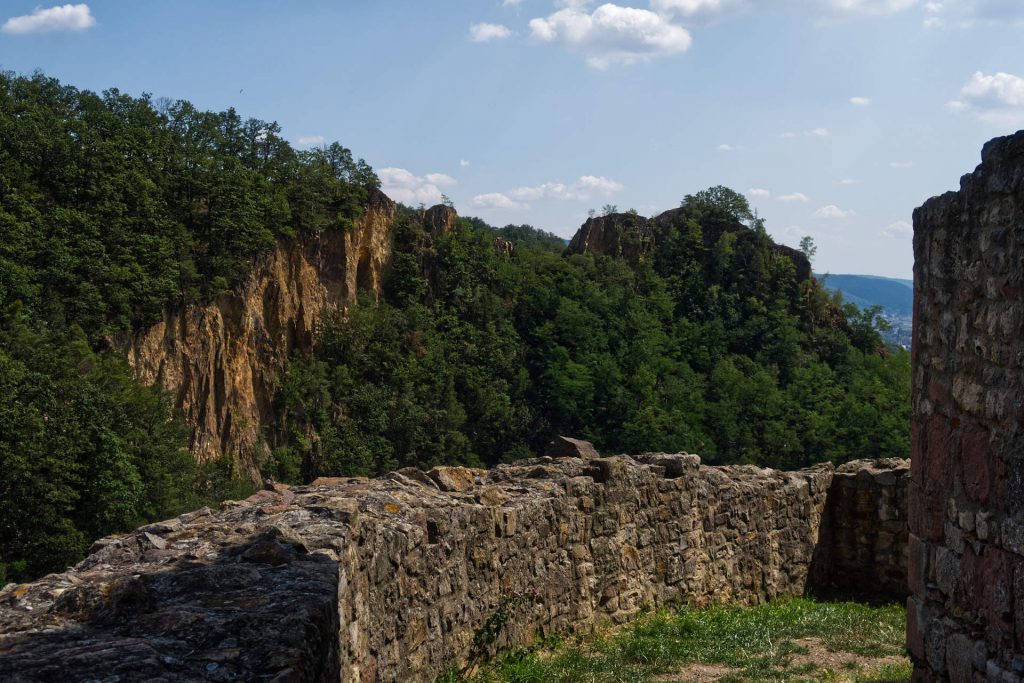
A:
0 72 377 582
271 205 910 481
0 71 378 341
0 72 910 584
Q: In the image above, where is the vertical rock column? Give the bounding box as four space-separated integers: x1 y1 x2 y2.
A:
910 131 1024 682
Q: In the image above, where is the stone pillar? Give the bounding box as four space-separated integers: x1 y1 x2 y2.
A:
910 131 1024 682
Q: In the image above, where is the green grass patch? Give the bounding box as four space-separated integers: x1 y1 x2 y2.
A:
446 597 909 683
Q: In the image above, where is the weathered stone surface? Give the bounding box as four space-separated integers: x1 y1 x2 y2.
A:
120 191 397 479
911 129 1024 681
567 208 812 283
0 453 894 682
567 211 656 264
545 435 601 459
816 458 910 601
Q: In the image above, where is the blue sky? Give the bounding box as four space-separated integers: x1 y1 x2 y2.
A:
2 1 1023 278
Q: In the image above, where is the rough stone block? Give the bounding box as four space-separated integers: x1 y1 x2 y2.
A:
947 633 976 683
1016 563 1024 649
908 596 927 661
934 545 961 597
909 533 929 596
926 415 954 489
962 428 992 504
545 436 601 460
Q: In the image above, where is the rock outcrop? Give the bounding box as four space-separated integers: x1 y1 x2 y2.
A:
0 450 909 682
567 208 812 282
120 191 397 479
568 212 656 264
909 130 1024 681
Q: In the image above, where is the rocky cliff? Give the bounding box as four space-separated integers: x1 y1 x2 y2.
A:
121 191 397 480
0 447 909 682
568 208 812 282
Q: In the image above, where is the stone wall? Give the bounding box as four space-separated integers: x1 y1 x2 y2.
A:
815 459 910 601
910 130 1024 682
0 451 908 682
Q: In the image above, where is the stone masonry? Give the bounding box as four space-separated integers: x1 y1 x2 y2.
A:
816 459 910 602
910 130 1024 681
0 452 906 682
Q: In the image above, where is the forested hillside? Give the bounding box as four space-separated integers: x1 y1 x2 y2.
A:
270 191 909 482
0 72 909 584
0 72 378 582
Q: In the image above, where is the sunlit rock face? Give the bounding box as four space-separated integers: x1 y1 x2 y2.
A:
909 130 1024 682
120 190 397 480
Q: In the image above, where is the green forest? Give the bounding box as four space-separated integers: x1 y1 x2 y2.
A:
0 72 377 582
0 73 909 584
270 195 909 481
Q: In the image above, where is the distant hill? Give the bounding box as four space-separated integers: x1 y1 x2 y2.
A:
816 273 913 316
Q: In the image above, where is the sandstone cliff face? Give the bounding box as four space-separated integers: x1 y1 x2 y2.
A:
123 191 397 479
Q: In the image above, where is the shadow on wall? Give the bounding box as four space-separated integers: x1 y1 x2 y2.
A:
810 459 911 604
0 525 340 681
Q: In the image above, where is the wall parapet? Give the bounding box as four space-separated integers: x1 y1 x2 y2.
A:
0 451 906 682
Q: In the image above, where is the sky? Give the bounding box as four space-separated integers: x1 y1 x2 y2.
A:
2 1 1023 278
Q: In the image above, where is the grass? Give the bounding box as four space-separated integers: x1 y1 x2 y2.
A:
440 597 910 683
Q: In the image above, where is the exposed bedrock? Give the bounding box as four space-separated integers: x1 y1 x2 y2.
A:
0 452 908 682
120 191 397 480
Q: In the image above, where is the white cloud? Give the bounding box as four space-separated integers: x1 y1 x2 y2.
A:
650 0 748 20
890 160 914 168
946 71 1024 126
850 96 871 105
839 178 859 185
379 167 456 206
508 175 624 201
471 192 527 210
778 192 810 202
2 3 95 34
884 220 913 237
575 175 625 193
778 128 828 139
653 0 915 20
476 174 623 209
747 188 771 198
296 135 325 146
813 204 856 219
470 22 513 42
717 143 743 151
503 0 524 5
811 0 918 16
529 3 692 68
459 159 471 167
425 173 457 187
921 0 1024 27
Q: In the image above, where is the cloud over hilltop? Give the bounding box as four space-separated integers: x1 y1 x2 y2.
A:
2 3 96 34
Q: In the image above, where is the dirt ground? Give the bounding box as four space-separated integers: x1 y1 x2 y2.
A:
653 637 909 682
